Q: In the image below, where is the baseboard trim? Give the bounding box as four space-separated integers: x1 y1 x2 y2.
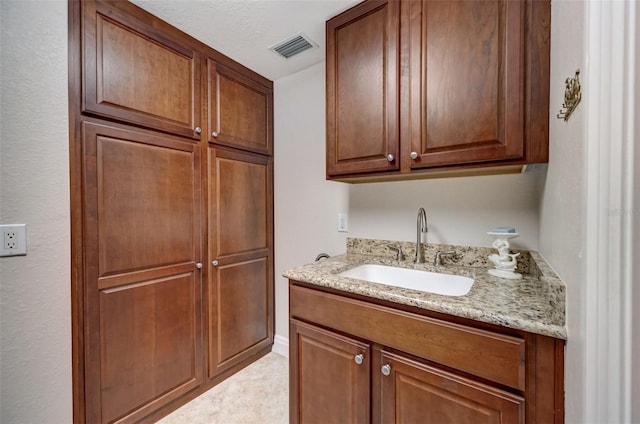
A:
272 334 289 358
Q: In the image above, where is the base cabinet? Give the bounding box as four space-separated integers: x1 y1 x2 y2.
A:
290 321 523 424
289 283 564 424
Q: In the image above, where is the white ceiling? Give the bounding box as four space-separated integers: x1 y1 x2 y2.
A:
129 0 360 81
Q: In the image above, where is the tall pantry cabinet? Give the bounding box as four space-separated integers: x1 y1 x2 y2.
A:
69 1 274 423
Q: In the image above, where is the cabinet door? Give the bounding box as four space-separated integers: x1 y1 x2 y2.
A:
404 0 526 169
82 1 201 139
326 0 401 176
81 120 203 423
290 320 370 424
377 350 524 424
207 147 273 377
207 60 273 155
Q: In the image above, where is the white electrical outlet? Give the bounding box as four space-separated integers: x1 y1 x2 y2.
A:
337 214 348 232
1 224 27 257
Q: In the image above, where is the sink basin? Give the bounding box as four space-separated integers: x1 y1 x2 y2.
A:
339 264 473 296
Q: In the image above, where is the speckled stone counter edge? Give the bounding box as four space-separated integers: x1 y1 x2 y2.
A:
284 238 567 340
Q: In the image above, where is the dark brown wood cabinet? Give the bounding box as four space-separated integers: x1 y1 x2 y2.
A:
207 60 273 155
207 147 274 377
326 0 400 176
80 120 203 423
404 0 526 168
326 0 551 181
70 1 274 422
289 283 564 424
81 0 201 139
379 350 524 423
290 320 370 424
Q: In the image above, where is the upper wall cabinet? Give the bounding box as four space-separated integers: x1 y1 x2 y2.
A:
82 1 201 139
326 0 551 182
207 60 273 155
326 0 401 176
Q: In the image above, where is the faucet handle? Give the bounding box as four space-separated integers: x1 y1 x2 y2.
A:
386 244 405 261
434 250 458 266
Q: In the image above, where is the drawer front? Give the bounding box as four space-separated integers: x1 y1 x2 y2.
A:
290 284 525 390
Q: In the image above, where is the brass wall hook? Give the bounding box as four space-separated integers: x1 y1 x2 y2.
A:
557 69 581 121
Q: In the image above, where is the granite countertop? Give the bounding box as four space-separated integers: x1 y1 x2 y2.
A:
283 238 567 340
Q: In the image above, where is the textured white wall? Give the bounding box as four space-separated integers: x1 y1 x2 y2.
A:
348 169 544 251
273 62 349 346
0 1 72 423
538 1 586 422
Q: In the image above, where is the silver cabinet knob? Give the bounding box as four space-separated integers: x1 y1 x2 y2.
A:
410 151 418 159
381 364 391 376
196 262 203 269
212 131 219 138
386 154 395 162
212 260 219 266
354 354 364 365
195 127 202 134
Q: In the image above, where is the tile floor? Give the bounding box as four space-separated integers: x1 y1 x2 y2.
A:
157 352 289 424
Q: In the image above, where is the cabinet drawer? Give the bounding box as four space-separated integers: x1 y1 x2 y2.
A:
290 284 525 390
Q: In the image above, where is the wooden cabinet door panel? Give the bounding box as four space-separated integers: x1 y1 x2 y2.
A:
207 60 272 155
406 0 525 168
379 350 525 424
326 0 400 176
82 120 202 423
290 321 370 424
83 1 200 138
99 273 199 423
207 258 271 376
209 148 271 257
94 132 196 276
207 147 273 378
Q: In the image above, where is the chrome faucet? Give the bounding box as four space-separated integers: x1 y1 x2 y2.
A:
414 208 428 263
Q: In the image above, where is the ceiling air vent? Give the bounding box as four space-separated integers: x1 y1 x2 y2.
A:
269 33 317 59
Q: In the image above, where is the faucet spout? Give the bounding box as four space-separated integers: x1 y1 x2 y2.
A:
415 207 428 263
